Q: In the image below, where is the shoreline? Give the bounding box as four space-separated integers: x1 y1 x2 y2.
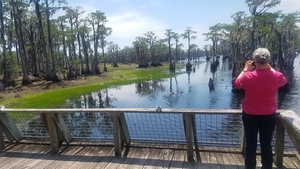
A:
0 63 177 108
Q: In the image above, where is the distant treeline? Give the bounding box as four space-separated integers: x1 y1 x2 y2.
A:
0 0 299 91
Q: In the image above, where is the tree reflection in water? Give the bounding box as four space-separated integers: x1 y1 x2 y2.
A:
20 56 300 144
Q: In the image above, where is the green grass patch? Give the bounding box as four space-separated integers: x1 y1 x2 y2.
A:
1 63 184 109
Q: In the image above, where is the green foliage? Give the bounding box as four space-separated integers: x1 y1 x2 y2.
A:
0 53 19 75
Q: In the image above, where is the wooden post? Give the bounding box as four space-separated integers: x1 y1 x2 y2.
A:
118 113 131 145
0 113 23 142
53 113 72 144
183 114 195 162
274 117 285 167
111 112 122 157
280 111 300 153
191 114 200 162
0 130 4 150
41 113 73 153
44 113 59 153
240 126 245 156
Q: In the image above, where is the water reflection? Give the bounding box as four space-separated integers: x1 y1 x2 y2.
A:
163 77 181 107
22 56 300 143
135 80 166 101
61 57 248 143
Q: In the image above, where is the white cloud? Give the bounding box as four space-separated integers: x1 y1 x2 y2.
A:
106 9 168 47
67 0 300 49
275 0 300 12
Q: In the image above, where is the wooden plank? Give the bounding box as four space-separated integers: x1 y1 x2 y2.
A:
25 146 67 169
207 147 219 164
82 146 115 169
1 108 245 114
214 149 224 165
0 144 29 166
14 145 76 169
103 146 126 169
220 149 231 165
63 146 100 169
289 156 300 167
279 110 300 154
5 145 51 169
0 144 48 168
183 114 194 162
159 149 174 168
103 156 123 169
0 144 300 168
119 113 131 145
125 148 151 169
111 112 122 157
115 147 149 169
53 113 72 144
283 156 297 169
69 146 105 169
42 113 59 153
200 151 209 163
227 147 243 166
256 152 262 168
240 126 245 155
0 113 23 142
0 130 4 150
274 117 285 167
43 146 87 169
142 148 163 169
169 150 185 169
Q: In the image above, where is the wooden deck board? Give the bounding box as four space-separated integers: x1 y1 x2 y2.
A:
169 150 185 169
44 146 85 169
0 142 299 169
125 148 151 169
143 148 163 169
80 146 115 169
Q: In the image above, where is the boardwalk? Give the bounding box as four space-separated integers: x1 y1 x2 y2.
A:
0 141 299 169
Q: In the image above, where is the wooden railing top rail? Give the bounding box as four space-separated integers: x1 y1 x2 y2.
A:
0 105 298 166
0 107 289 114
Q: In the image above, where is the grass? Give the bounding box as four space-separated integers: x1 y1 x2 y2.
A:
0 63 184 108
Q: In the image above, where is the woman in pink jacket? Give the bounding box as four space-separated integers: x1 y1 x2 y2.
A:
234 48 287 169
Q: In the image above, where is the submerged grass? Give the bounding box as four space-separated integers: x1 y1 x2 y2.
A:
1 63 182 108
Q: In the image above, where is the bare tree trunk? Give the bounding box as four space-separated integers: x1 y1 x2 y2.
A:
35 0 50 80
80 32 90 74
0 0 8 87
13 5 31 85
45 0 60 82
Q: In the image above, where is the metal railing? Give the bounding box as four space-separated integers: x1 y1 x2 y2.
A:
0 106 297 165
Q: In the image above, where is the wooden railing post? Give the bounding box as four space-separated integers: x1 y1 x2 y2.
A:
0 113 23 143
191 114 200 162
111 112 131 157
43 113 59 153
0 130 4 150
41 113 73 154
118 113 131 145
274 116 285 167
183 114 195 162
279 111 300 153
240 126 245 156
53 113 72 144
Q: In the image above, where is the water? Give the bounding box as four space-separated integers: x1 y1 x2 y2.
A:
67 56 300 112
63 56 300 144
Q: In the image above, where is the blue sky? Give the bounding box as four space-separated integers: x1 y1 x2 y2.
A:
66 0 300 49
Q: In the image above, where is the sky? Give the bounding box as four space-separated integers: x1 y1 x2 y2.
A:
66 0 300 50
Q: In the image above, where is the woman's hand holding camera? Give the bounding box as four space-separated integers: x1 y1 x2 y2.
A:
243 60 255 72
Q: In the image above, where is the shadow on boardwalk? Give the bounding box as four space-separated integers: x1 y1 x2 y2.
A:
0 141 299 169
